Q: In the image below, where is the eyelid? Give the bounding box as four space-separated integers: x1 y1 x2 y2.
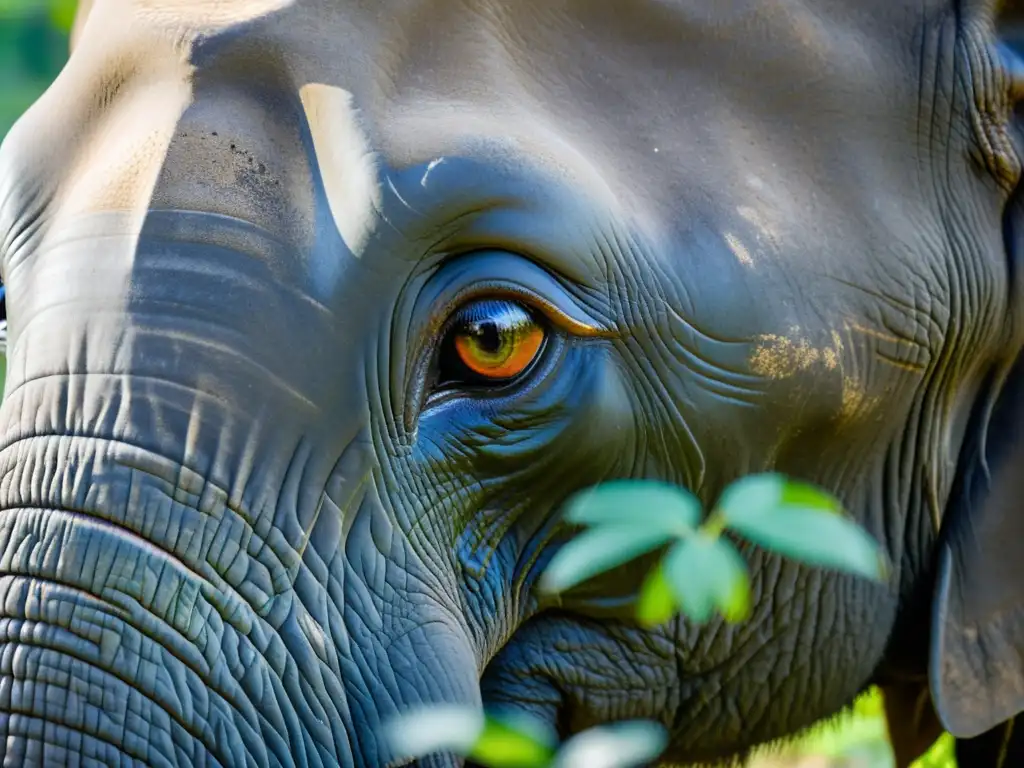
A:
444 283 615 339
421 251 618 342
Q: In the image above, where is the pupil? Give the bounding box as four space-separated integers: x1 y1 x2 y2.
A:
475 321 502 354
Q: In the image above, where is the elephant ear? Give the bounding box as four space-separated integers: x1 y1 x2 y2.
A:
929 4 1024 738
930 351 1024 738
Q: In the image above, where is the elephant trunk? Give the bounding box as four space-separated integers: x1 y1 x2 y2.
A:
0 215 479 767
0 434 479 767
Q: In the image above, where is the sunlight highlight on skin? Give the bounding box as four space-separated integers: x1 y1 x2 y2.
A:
737 204 783 253
724 231 755 266
133 0 296 33
300 83 383 260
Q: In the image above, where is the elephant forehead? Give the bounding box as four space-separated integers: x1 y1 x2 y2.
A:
282 0 913 146
126 0 923 156
23 0 934 235
272 0 928 241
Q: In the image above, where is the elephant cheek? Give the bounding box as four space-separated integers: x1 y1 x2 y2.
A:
479 614 681 743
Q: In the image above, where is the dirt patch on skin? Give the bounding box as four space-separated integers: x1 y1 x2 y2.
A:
748 331 842 380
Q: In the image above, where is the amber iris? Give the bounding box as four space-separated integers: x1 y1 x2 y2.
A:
450 299 546 380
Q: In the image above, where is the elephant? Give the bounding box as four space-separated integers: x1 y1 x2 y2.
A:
2 0 1024 765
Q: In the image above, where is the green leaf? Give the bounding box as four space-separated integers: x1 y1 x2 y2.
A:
715 473 843 526
726 506 888 582
470 711 558 768
385 706 485 762
713 473 787 522
553 721 668 768
716 543 754 624
635 562 677 628
711 474 886 581
663 534 751 625
562 481 701 535
539 525 676 595
385 708 557 768
780 479 843 513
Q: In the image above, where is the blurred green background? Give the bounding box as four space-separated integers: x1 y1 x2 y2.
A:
0 3 960 767
0 0 76 137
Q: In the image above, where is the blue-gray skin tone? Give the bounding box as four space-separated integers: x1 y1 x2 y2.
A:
2 0 1024 766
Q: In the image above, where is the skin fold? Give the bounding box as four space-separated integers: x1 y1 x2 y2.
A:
1 0 1024 765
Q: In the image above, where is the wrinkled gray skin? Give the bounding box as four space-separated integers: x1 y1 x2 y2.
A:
3 0 1024 766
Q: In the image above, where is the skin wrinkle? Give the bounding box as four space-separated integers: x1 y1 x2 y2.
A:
637 227 756 353
4 712 162 766
272 435 316 582
1 374 295 446
100 447 288 618
604 230 654 337
85 573 264 745
621 336 707 490
4 502 234 634
829 276 948 345
664 307 761 385
0 190 51 275
600 233 713 485
448 358 628 645
0 600 236 764
0 436 358 765
883 428 918 582
849 321 930 365
372 312 408 457
390 270 432 442
24 649 224 765
512 563 864 756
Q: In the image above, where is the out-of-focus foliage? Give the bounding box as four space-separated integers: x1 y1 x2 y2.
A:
390 476 892 768
0 0 72 139
539 475 888 629
745 688 955 768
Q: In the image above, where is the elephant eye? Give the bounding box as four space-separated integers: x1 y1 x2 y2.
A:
0 283 7 356
437 299 547 387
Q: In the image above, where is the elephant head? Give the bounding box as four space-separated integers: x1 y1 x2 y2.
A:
2 0 1024 765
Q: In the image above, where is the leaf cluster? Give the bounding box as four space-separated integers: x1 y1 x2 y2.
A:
389 474 889 768
542 474 888 627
